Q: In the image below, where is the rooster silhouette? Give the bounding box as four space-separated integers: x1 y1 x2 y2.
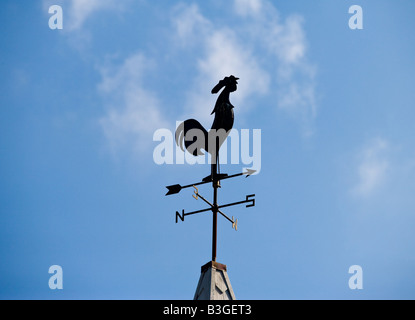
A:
176 75 238 167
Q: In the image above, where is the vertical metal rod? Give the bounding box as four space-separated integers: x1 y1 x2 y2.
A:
212 161 218 262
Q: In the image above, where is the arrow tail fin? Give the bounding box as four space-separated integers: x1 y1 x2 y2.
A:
166 184 181 196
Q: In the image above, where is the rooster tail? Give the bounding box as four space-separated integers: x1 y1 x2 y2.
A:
175 119 208 156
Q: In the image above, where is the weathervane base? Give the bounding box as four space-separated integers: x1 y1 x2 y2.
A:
193 261 236 300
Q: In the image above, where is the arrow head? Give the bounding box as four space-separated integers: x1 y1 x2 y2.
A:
244 169 257 177
165 184 182 196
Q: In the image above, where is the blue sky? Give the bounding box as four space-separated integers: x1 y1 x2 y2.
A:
1 0 415 299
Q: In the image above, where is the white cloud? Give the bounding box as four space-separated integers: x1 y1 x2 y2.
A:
352 139 390 197
98 53 168 155
268 15 307 65
50 0 318 158
173 3 211 46
236 1 317 133
233 0 317 134
234 0 263 17
188 29 270 124
68 0 114 31
171 4 271 125
172 1 317 134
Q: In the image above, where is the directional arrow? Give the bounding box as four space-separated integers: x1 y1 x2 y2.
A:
165 169 256 196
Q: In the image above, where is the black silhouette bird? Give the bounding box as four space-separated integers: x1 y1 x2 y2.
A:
176 75 238 162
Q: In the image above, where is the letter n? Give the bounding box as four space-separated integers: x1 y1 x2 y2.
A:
176 210 185 223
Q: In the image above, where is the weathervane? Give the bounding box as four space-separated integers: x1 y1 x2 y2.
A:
165 75 256 262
